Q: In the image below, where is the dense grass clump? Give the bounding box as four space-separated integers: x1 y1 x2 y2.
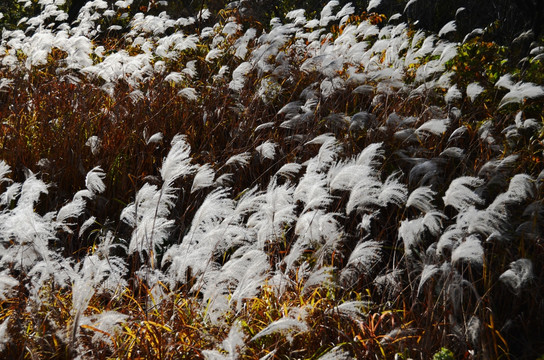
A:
1 1 544 359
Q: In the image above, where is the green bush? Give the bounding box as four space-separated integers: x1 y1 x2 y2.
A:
433 347 455 360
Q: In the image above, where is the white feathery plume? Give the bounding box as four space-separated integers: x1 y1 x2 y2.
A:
83 311 128 346
466 315 481 347
329 161 374 192
294 171 332 212
182 60 198 79
0 270 18 301
162 188 235 281
349 111 374 131
259 349 277 360
407 186 436 213
378 172 408 208
294 211 327 245
302 266 334 294
499 258 533 295
306 135 341 173
25 253 74 303
286 9 306 26
399 211 445 256
160 134 195 186
234 28 257 59
222 20 242 37
212 320 246 359
340 240 382 285
439 262 479 317
415 118 450 137
491 174 535 209
332 300 371 319
421 211 446 236
85 135 101 155
123 135 195 262
463 176 533 237
336 2 355 19
80 243 127 297
355 142 384 167
56 197 86 229
367 0 382 11
478 154 519 178
183 188 235 245
214 173 234 187
0 316 9 352
207 224 252 257
164 72 183 84
79 216 96 237
317 346 353 360
305 133 336 146
257 78 282 103
413 34 437 58
191 164 215 193
278 101 303 118
451 235 484 267
463 207 508 237
247 180 296 249
418 264 440 295
496 74 544 107
319 79 343 100
0 206 55 271
251 317 308 341
229 61 253 92
70 274 96 346
178 87 198 101
448 125 468 143
121 185 161 253
18 173 48 208
304 19 320 29
164 241 221 286
255 122 274 132
275 163 302 180
438 20 457 38
310 213 343 265
85 166 106 195
466 82 484 102
231 186 262 220
206 48 223 62
268 268 296 299
440 147 465 158
438 43 458 65
443 176 485 212
345 240 381 272
120 183 157 228
394 128 416 144
225 152 251 167
352 84 374 96
0 78 14 92
286 210 341 270
345 174 382 213
319 0 340 27
128 215 174 261
358 213 375 234
0 183 21 207
225 249 270 312
0 160 11 185
256 140 277 160
436 227 464 257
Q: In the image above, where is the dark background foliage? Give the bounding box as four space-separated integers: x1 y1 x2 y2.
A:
3 0 543 45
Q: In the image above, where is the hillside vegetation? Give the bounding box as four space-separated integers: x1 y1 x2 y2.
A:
0 0 543 359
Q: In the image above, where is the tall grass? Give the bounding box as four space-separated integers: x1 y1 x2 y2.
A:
1 0 544 359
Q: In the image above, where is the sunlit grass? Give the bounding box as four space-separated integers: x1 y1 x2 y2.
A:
1 1 544 359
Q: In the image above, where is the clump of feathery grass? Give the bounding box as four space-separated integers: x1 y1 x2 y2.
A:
0 1 544 359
